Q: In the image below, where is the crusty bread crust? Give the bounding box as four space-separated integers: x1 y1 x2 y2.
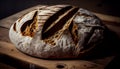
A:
9 5 105 59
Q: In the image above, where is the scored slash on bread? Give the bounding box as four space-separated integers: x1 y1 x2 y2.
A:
9 5 105 58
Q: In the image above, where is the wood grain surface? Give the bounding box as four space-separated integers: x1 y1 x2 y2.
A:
0 5 120 69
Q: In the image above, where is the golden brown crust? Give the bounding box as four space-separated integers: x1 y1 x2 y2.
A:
70 23 79 45
20 11 38 37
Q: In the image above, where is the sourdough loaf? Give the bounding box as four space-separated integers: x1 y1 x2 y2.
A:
9 5 105 58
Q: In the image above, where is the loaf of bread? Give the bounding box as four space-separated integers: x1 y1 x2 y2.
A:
9 5 105 58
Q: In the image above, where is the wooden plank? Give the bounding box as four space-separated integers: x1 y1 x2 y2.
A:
0 27 10 43
94 12 120 23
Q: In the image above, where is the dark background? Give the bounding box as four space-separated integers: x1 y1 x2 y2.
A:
0 0 120 20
